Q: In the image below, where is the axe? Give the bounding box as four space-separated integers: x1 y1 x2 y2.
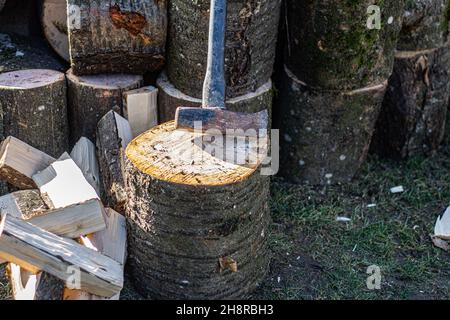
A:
174 0 268 135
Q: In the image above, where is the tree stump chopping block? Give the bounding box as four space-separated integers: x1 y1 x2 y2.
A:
156 72 273 124
0 69 69 158
41 0 70 62
67 0 167 75
284 0 404 90
66 69 143 145
371 45 450 158
125 122 271 299
278 66 387 185
166 0 281 99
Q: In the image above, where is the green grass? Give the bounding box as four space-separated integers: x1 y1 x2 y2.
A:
255 142 450 300
1 143 449 300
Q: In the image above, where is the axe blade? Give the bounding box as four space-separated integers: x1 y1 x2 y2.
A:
175 106 268 136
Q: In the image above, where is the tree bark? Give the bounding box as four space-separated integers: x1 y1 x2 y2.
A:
284 0 404 90
0 69 69 158
125 121 270 299
67 0 167 75
371 45 450 158
96 111 132 213
397 0 448 51
157 72 273 123
66 69 142 145
278 66 387 185
166 0 281 99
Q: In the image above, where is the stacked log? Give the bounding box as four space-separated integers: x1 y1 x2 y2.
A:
278 0 405 184
0 69 69 157
67 0 166 75
372 0 450 158
125 122 270 299
66 69 142 145
158 0 281 122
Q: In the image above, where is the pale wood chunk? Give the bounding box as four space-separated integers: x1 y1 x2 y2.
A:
0 136 56 189
70 137 101 194
6 263 41 300
32 152 99 209
123 86 158 138
0 214 123 298
64 208 127 300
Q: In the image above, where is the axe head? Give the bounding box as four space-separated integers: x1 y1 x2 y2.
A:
174 106 268 136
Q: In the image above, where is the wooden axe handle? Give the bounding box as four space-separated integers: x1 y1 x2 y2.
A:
202 0 227 109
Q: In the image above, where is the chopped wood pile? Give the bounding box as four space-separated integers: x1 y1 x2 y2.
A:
0 134 127 300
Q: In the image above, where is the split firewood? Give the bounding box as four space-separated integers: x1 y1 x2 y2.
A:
6 263 40 300
0 136 55 189
32 153 99 209
0 69 69 157
41 0 70 62
96 111 132 213
0 214 123 298
67 0 166 75
66 69 142 145
70 137 101 195
64 208 127 300
122 86 159 137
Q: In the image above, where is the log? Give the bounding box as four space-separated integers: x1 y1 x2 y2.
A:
278 66 387 185
67 0 166 75
371 44 450 158
0 69 69 157
41 0 70 61
125 121 270 299
166 0 281 99
70 137 101 194
284 0 404 90
0 214 123 298
0 136 55 190
66 69 143 145
96 111 132 213
123 86 158 138
157 71 273 124
64 208 127 300
32 153 99 209
397 0 448 50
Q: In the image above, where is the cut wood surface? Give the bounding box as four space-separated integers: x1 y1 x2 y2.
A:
284 0 404 90
66 69 142 144
123 86 158 137
97 111 132 213
41 0 70 61
278 66 388 185
372 45 450 158
157 72 273 124
166 0 281 98
70 137 101 194
0 136 55 189
67 0 166 75
0 214 123 298
125 121 270 299
6 263 40 300
0 69 69 157
32 153 99 209
64 208 127 300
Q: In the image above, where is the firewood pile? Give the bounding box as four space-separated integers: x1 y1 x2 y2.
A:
0 0 449 301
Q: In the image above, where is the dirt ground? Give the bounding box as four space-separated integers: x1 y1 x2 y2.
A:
1 127 449 300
